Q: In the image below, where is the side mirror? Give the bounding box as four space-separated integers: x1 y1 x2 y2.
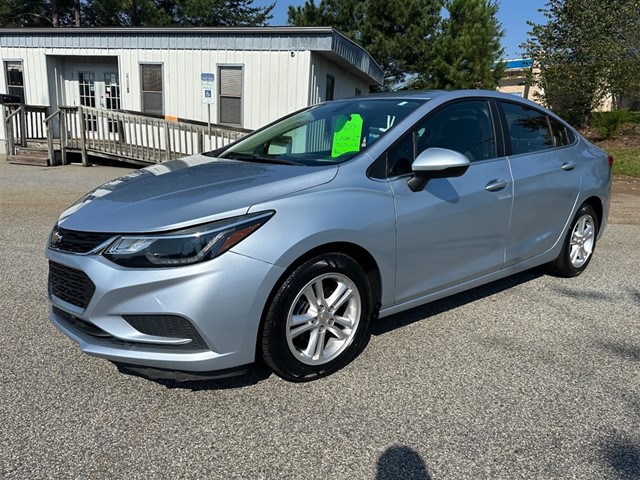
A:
407 147 471 192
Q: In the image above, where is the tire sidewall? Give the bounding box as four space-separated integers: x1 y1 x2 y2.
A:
263 254 372 381
560 204 599 277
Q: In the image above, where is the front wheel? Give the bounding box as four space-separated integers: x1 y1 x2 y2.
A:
261 253 373 382
547 203 599 277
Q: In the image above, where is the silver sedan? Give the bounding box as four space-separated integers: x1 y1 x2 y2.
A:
46 90 612 382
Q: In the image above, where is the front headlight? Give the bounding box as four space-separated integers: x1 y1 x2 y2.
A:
103 211 274 268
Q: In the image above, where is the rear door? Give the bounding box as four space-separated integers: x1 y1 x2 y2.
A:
499 101 582 266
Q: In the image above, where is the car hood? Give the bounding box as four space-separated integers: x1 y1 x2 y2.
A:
57 155 338 233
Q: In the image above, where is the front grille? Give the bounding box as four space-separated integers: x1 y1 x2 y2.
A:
123 315 209 350
53 308 209 352
48 262 96 310
50 226 116 254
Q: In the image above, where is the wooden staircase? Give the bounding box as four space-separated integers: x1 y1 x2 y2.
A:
7 140 51 166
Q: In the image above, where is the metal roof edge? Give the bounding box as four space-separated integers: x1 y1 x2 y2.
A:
0 26 383 86
0 26 336 35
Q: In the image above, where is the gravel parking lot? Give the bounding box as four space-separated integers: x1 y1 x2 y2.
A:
1 159 639 479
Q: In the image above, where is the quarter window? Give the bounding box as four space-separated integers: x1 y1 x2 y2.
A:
549 116 571 147
387 100 496 176
501 102 553 155
141 64 163 115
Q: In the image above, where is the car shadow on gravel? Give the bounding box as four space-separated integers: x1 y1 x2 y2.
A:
117 269 545 390
601 437 640 479
370 269 544 337
116 363 272 390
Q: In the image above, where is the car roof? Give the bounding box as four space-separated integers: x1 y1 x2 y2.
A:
335 90 560 121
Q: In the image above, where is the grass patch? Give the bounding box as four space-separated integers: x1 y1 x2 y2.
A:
605 146 640 177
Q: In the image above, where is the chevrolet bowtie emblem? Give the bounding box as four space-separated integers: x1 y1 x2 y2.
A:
51 229 63 245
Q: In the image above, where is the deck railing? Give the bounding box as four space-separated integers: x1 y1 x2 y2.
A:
2 104 49 155
2 104 250 166
47 106 250 166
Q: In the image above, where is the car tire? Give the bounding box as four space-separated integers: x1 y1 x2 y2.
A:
547 203 599 278
261 253 372 382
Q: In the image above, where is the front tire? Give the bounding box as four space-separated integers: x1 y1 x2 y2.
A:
547 203 599 277
261 253 373 382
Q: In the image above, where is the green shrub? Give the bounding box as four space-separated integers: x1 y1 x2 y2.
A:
590 110 630 138
627 112 640 125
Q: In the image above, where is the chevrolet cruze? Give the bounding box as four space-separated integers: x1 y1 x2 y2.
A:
47 90 612 382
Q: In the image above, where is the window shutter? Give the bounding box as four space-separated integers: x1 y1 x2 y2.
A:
220 68 242 97
218 66 242 126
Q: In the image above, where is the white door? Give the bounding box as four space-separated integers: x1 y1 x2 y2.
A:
75 67 121 137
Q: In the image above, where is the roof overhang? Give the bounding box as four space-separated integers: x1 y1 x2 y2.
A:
0 27 383 86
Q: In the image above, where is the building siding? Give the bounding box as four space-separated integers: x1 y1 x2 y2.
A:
0 28 382 145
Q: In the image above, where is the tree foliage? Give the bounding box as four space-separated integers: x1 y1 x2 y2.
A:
523 0 640 126
288 0 504 91
0 0 78 27
414 0 504 90
0 0 274 28
288 0 441 89
82 0 274 27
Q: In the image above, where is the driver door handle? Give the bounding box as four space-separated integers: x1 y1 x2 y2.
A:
485 179 509 192
562 162 578 171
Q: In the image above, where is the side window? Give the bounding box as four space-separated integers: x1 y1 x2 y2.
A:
326 75 335 101
5 61 25 103
218 66 243 126
501 102 553 155
387 100 496 176
549 116 571 147
141 64 163 115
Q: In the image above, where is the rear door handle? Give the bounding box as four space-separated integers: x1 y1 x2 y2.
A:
562 162 578 171
485 179 509 192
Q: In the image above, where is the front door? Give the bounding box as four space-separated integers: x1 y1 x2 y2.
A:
103 72 121 132
76 67 121 135
387 99 513 304
78 71 97 131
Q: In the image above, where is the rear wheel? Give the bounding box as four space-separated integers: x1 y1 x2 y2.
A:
261 253 372 382
547 204 599 277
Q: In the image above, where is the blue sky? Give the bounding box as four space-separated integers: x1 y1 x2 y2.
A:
258 0 548 59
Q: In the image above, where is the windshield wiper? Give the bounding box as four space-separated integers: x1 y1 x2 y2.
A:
223 152 304 166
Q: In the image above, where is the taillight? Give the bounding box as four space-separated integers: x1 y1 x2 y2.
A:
608 155 614 168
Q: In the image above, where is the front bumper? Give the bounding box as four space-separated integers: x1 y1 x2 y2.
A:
47 247 284 375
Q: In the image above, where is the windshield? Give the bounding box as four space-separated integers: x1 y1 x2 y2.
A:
220 98 426 166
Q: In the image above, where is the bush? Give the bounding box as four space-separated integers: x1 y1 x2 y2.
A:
627 112 640 125
590 110 630 139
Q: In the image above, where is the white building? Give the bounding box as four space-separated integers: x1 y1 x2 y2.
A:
0 27 383 139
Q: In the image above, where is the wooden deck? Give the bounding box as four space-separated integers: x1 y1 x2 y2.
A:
3 104 250 167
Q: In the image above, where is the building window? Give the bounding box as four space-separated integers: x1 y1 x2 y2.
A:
141 64 163 115
326 75 335 101
355 88 362 96
5 61 25 103
218 66 243 126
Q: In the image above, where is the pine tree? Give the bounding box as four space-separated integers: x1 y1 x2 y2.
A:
288 0 440 89
82 0 274 27
414 0 504 90
0 0 77 27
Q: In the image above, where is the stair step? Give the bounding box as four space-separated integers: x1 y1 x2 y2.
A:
15 148 49 156
8 155 50 166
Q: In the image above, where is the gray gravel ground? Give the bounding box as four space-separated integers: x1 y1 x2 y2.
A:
1 160 639 479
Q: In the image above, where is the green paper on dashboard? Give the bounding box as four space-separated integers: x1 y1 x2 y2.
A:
331 114 363 157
